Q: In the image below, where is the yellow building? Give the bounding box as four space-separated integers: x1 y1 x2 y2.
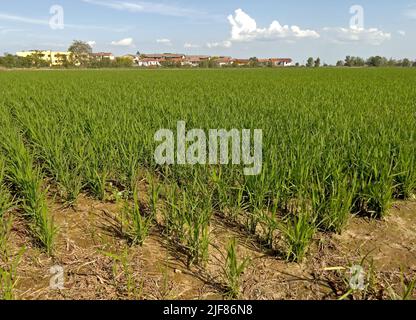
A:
16 50 72 66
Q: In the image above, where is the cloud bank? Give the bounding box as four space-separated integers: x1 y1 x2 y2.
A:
227 9 320 42
111 37 134 46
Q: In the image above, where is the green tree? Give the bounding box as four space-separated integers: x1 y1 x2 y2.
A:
68 40 92 66
366 56 387 67
314 57 321 68
401 58 412 67
115 57 134 68
336 60 344 67
306 57 314 68
355 57 365 66
345 56 352 67
249 57 259 68
346 56 365 67
387 58 397 67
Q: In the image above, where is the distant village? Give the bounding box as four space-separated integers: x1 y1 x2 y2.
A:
10 49 293 68
1 40 415 69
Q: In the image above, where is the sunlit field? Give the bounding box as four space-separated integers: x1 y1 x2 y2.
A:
0 68 415 300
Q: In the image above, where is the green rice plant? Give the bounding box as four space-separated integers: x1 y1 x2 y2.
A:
121 187 153 246
85 167 109 201
29 189 56 255
0 130 56 254
311 171 357 233
399 277 415 300
0 247 25 300
278 209 317 263
149 175 161 217
0 216 13 260
261 210 279 249
394 145 416 199
102 247 143 299
165 185 212 267
0 160 13 219
18 120 85 205
388 271 416 300
224 238 250 299
0 188 12 219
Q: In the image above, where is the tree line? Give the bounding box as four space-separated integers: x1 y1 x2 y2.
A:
306 56 416 68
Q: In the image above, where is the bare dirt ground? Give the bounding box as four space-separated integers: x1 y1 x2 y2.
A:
6 194 416 300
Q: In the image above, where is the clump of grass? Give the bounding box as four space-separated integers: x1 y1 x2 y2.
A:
0 131 56 255
102 247 143 299
85 168 108 201
121 187 153 246
224 238 250 299
388 272 416 300
279 209 316 263
399 277 415 300
165 184 212 267
312 171 357 233
0 247 25 300
0 216 13 259
0 159 13 218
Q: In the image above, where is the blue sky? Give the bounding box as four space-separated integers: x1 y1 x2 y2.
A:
0 0 415 63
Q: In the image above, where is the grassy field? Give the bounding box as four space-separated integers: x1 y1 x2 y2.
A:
0 68 415 299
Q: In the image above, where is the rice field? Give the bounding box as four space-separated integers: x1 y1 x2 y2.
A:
0 68 415 300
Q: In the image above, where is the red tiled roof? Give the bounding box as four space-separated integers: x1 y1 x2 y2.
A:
233 59 250 64
91 52 113 57
270 58 292 62
140 58 160 62
143 53 185 59
216 57 232 63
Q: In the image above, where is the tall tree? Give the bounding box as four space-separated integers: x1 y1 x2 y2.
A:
249 57 259 68
401 58 412 67
314 57 321 68
306 57 314 68
68 40 92 66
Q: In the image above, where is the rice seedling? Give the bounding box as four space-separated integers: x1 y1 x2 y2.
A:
102 247 143 299
121 187 153 246
0 126 56 254
0 216 13 260
398 276 415 300
165 184 212 266
148 174 161 217
0 160 13 219
388 271 416 300
224 238 250 299
0 247 25 300
278 208 317 263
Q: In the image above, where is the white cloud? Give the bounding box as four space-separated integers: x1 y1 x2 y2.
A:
206 40 232 48
111 37 134 47
82 0 201 18
184 43 200 48
323 26 391 45
227 8 320 42
156 38 172 46
87 40 96 47
398 30 406 36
